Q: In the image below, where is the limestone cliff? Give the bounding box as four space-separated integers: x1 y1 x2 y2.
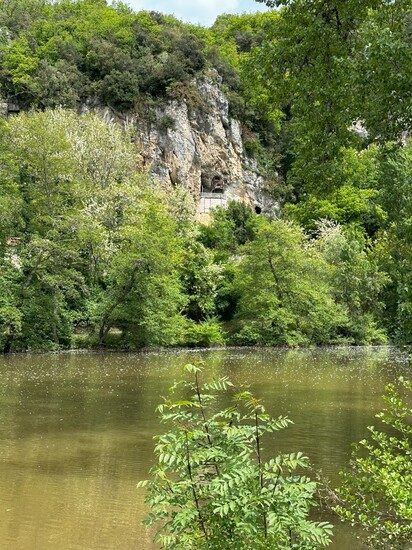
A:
2 73 277 219
133 73 277 219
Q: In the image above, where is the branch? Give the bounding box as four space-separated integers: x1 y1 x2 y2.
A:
194 370 220 476
255 409 268 538
185 430 208 540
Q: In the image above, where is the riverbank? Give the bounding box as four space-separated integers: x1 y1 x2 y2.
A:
3 342 411 360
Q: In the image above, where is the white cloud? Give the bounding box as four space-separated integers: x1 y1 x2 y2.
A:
123 0 267 25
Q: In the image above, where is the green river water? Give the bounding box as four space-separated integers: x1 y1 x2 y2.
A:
0 347 409 549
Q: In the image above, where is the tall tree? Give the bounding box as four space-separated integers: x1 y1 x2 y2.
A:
375 141 412 344
234 218 346 345
254 0 412 194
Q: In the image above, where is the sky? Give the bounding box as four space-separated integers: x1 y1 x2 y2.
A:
123 0 269 26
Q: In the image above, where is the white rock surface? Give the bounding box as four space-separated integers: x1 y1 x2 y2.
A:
57 74 278 219
133 74 277 218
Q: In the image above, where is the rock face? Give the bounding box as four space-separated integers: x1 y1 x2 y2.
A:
134 73 277 219
3 74 277 220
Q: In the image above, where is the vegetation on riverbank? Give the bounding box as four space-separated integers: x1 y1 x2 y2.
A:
0 0 411 352
0 108 388 351
335 377 412 549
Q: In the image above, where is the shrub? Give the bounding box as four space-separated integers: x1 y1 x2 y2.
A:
158 114 176 132
199 200 259 257
166 80 206 112
335 378 412 549
233 219 347 346
184 318 225 348
140 364 333 549
100 70 140 111
244 134 262 157
316 221 388 344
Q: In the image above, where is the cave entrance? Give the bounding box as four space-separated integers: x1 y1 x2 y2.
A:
199 173 227 215
201 173 226 195
211 175 224 193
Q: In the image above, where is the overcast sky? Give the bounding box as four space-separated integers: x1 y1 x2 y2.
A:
123 1 268 26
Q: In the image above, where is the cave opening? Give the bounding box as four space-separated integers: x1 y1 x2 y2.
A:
211 175 224 193
200 173 225 194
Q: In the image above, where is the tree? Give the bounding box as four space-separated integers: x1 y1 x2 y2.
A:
199 201 259 258
233 218 346 345
286 146 384 235
254 0 412 195
375 140 412 344
0 109 89 349
0 108 186 350
316 221 388 344
181 241 222 322
0 260 22 353
253 0 373 194
89 183 186 348
351 1 412 142
335 378 412 549
140 364 333 549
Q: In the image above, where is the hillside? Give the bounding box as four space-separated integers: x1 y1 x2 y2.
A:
0 0 411 352
0 2 281 215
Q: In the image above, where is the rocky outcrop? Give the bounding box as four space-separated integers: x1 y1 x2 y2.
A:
133 73 277 218
3 73 277 219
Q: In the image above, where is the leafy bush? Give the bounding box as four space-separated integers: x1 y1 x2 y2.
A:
183 319 225 348
157 114 176 132
166 80 206 112
0 2 227 111
181 242 222 322
315 221 388 345
244 133 262 157
100 70 140 111
140 364 333 549
335 378 412 549
199 200 259 257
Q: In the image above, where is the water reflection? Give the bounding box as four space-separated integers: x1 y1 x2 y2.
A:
0 347 408 549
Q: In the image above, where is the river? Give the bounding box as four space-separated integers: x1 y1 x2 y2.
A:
0 347 409 549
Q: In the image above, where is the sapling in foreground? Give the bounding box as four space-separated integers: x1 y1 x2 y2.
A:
139 364 333 549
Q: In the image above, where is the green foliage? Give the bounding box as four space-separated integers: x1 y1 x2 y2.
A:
233 218 346 346
196 203 387 347
351 2 412 142
253 0 366 194
374 140 412 344
183 319 225 348
0 260 22 352
199 201 259 257
0 1 409 352
141 364 333 549
286 147 385 234
255 0 412 194
250 0 412 346
181 242 223 322
335 378 412 549
0 109 186 351
88 185 185 348
0 1 211 110
315 221 388 344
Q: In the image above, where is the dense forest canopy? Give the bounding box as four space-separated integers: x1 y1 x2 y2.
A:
0 0 411 351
